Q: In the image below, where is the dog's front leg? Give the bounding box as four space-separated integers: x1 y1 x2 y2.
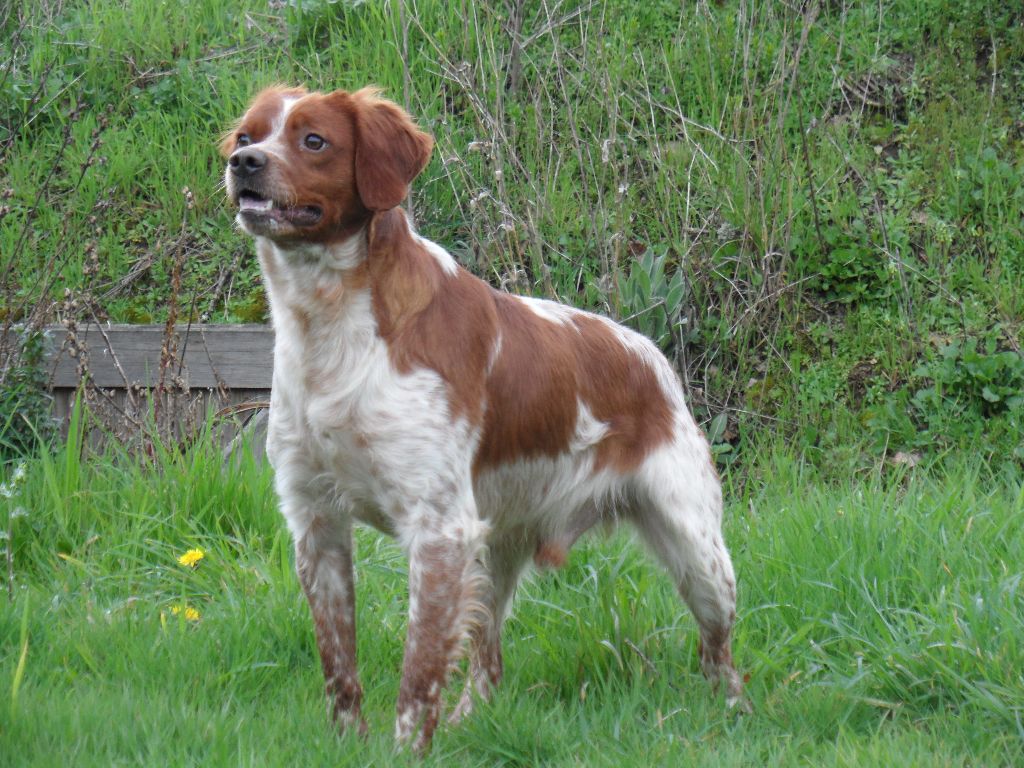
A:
294 516 367 736
395 515 486 753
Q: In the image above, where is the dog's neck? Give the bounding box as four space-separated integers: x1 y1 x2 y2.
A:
255 208 450 342
365 208 449 339
256 229 369 341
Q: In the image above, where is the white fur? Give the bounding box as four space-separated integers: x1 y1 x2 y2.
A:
486 330 503 375
516 295 579 325
261 234 482 549
247 95 300 159
416 234 459 276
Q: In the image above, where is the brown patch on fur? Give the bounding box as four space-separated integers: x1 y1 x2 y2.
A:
474 298 674 474
368 209 497 425
572 315 675 471
275 90 368 244
473 294 578 470
699 626 735 670
697 613 743 700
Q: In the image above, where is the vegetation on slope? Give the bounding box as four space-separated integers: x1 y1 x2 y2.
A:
2 0 1023 466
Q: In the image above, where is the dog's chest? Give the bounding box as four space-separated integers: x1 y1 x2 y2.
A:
268 290 476 516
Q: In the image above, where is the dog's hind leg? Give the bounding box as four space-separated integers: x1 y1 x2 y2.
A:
628 434 744 706
449 539 529 724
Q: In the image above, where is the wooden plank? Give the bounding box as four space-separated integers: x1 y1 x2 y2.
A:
43 324 275 389
5 323 275 453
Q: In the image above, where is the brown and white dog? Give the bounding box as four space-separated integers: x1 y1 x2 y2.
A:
222 86 743 751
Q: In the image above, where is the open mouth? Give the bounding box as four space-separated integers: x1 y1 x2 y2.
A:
237 190 322 227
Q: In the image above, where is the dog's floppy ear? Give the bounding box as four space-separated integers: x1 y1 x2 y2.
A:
351 87 433 211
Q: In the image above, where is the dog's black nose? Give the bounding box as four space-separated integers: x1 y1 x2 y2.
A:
229 148 268 177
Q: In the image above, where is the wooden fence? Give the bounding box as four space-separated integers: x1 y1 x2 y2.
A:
40 323 274 453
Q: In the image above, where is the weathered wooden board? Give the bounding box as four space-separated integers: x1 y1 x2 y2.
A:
46 324 274 388
2 324 274 453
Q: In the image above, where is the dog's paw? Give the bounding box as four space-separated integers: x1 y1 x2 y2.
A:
333 708 369 739
726 693 753 715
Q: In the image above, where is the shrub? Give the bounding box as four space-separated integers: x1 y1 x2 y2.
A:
864 334 1024 460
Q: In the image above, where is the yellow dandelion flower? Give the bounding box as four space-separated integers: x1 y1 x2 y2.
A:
177 548 205 568
170 605 201 621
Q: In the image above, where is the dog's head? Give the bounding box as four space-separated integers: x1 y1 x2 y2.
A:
221 86 433 243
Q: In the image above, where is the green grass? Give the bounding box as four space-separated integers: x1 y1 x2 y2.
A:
1 419 1021 765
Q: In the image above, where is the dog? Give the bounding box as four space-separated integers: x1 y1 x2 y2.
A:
222 86 743 751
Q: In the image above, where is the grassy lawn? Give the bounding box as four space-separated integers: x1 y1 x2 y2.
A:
1 426 1021 766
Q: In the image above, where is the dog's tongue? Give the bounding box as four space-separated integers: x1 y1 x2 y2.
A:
239 196 273 213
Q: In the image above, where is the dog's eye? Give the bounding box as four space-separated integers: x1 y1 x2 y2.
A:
237 133 251 147
303 133 326 151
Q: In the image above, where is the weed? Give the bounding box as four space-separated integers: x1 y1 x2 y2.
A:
863 331 1024 461
0 330 56 462
619 247 689 355
915 336 1024 416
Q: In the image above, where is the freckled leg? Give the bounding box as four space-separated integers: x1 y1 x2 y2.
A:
449 542 528 724
631 471 744 706
395 531 485 753
295 518 367 735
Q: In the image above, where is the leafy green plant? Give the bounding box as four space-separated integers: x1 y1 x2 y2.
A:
618 248 688 353
0 330 57 463
946 147 1024 270
862 388 921 452
864 335 1024 459
913 337 1024 416
792 189 896 304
